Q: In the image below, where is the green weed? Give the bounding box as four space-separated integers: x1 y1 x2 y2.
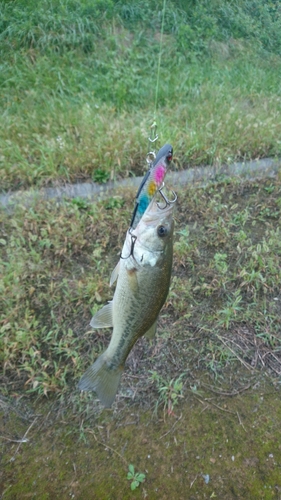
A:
70 197 90 210
214 252 228 275
93 169 110 184
127 464 146 491
217 291 243 329
149 371 185 417
104 197 125 209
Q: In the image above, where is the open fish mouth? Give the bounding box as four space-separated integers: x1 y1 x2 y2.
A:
141 188 177 221
155 187 177 209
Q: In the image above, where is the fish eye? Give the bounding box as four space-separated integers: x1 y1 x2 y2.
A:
157 225 168 237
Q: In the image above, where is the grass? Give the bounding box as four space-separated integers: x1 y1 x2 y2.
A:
1 0 281 404
149 371 185 417
1 176 281 401
0 193 131 395
2 3 281 496
1 0 281 190
2 175 281 499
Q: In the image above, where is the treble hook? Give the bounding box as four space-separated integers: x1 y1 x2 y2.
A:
120 232 137 260
157 186 178 209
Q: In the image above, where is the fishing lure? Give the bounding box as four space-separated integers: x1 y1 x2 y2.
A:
129 143 173 230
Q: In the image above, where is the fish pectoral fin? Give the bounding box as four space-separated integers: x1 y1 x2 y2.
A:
90 301 113 329
144 320 157 340
109 261 120 287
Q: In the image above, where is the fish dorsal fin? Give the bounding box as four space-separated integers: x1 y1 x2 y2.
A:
90 302 113 329
144 320 157 340
110 261 120 287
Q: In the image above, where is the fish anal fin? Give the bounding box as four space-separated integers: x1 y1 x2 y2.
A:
90 302 113 329
110 261 120 287
144 320 157 340
78 352 123 407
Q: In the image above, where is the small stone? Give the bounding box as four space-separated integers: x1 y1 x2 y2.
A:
202 474 210 484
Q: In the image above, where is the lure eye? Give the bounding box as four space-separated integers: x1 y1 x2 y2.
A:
166 151 173 162
157 225 168 237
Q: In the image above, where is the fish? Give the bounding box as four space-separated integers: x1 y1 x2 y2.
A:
129 143 173 230
78 195 176 407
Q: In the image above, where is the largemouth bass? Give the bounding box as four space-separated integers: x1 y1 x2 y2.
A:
129 143 173 230
78 196 176 407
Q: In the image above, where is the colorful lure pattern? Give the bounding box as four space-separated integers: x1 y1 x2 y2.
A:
130 143 173 230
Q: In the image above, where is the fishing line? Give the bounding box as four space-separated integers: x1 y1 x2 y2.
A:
148 0 167 152
154 0 167 122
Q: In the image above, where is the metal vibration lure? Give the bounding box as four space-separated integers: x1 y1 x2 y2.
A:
129 143 173 230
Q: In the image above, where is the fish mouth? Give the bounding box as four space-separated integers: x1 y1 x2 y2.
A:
143 192 177 221
156 188 177 209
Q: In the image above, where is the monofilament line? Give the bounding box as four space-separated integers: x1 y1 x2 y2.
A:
154 0 167 119
148 0 167 151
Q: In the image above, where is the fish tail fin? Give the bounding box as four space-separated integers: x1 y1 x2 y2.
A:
78 352 123 408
